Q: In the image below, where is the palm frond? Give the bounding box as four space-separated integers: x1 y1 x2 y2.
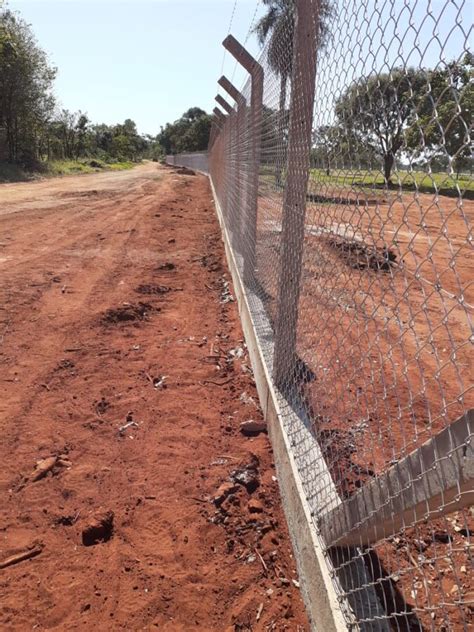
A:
253 6 279 46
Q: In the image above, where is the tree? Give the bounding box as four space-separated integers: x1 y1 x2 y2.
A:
74 113 89 159
311 124 378 173
53 109 78 159
335 58 473 184
406 53 473 176
335 68 426 184
0 8 56 164
253 0 333 186
157 108 212 155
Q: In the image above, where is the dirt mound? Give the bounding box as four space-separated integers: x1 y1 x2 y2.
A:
101 301 155 324
327 236 396 271
59 189 100 199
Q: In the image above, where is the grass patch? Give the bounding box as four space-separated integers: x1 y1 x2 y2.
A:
260 166 473 199
46 159 136 176
309 168 474 195
0 159 138 183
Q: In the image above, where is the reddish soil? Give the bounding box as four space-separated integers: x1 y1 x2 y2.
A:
0 163 309 631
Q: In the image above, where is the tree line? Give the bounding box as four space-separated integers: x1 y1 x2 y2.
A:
0 7 211 170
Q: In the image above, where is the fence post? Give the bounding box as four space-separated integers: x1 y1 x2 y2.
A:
273 0 319 388
213 107 230 216
222 35 263 286
209 116 220 149
212 107 228 213
215 94 233 115
215 95 239 247
218 76 247 256
212 107 226 127
218 76 245 108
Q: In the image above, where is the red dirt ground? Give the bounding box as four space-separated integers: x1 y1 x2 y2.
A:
0 163 309 631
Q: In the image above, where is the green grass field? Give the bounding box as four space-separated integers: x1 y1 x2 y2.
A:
259 165 473 198
309 168 473 194
0 159 137 183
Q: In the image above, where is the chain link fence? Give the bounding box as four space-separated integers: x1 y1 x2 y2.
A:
168 0 473 629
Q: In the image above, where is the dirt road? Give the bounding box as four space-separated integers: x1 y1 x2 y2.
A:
0 163 308 630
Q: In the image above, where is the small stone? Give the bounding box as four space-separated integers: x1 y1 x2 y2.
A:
240 420 267 436
248 499 264 513
213 482 238 507
433 531 452 544
31 456 59 482
82 510 114 546
413 539 428 552
231 455 260 493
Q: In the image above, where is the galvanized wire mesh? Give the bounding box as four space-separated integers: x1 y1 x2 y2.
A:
170 0 473 629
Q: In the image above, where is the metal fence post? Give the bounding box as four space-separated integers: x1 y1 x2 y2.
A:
273 0 320 388
222 35 263 286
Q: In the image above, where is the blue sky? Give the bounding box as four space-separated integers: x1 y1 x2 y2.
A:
7 0 264 135
6 1 472 136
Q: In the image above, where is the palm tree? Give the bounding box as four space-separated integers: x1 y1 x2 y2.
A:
254 0 333 186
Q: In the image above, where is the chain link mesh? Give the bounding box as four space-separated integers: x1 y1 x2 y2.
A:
168 1 473 629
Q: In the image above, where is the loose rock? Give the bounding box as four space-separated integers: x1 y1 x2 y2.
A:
81 510 114 546
240 420 267 436
213 482 238 507
231 455 260 493
248 499 264 514
31 456 58 482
